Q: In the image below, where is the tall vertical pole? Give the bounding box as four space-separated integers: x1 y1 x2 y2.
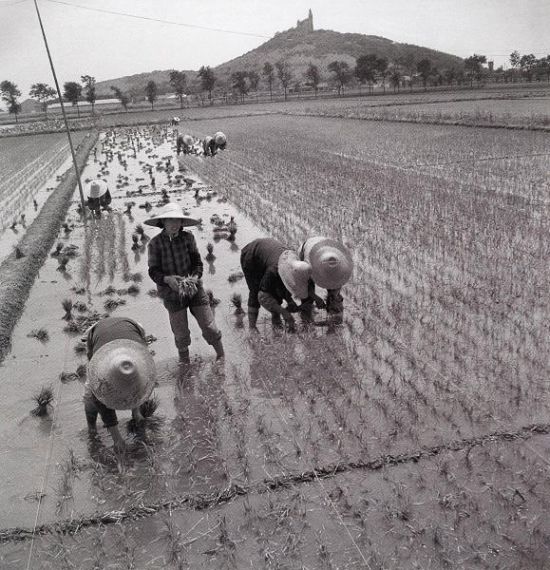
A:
33 0 87 219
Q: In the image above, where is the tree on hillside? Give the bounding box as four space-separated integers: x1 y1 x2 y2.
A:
538 56 550 82
464 54 487 87
169 70 187 109
81 75 96 114
275 60 293 101
355 54 377 93
198 66 216 104
231 71 249 102
519 54 537 82
510 51 521 82
29 82 56 116
111 86 130 111
262 62 275 100
327 60 351 96
304 62 321 96
63 81 82 117
376 57 389 93
247 71 260 91
145 80 158 110
396 53 417 91
0 80 22 123
416 59 433 90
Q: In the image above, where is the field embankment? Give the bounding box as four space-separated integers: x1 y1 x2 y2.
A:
0 132 98 362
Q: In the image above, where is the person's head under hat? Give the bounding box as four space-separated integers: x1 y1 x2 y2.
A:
278 250 312 302
214 131 227 148
88 179 108 199
144 202 200 238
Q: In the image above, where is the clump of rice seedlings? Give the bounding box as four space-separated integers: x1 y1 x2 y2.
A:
74 342 87 355
124 271 142 283
73 301 88 312
76 364 87 379
145 334 157 344
131 234 140 250
175 276 198 301
102 285 116 296
227 271 244 283
61 298 73 321
104 298 126 311
124 201 135 215
205 242 215 261
57 255 70 272
72 286 86 295
140 394 160 418
51 242 64 257
31 385 54 416
14 246 25 259
63 320 80 333
62 222 72 234
230 293 245 314
62 244 79 258
27 328 49 342
147 289 158 297
127 284 140 295
206 289 220 307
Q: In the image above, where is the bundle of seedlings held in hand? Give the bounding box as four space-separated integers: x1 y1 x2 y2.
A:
176 276 198 302
31 386 54 417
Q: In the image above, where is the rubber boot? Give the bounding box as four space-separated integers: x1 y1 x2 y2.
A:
248 307 259 330
178 348 190 364
212 339 225 360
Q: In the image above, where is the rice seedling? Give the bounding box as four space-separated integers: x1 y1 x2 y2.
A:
61 298 73 321
59 371 79 383
63 320 80 333
31 385 54 416
27 328 49 342
57 255 70 272
74 341 87 355
205 242 215 261
147 288 159 297
73 301 88 312
140 394 160 418
206 289 220 307
102 285 116 296
227 271 244 283
230 293 245 314
131 233 140 250
104 298 127 311
76 364 87 379
124 271 143 283
13 246 25 259
127 284 140 295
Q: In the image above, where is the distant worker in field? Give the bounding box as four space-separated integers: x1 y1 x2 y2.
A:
203 131 227 157
84 316 156 453
170 116 181 127
86 179 112 218
298 237 353 326
240 237 312 332
146 203 224 363
177 134 195 155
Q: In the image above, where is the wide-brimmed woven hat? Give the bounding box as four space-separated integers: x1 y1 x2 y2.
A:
301 237 353 290
144 203 200 228
173 116 180 123
88 339 156 410
182 134 193 146
88 180 108 199
278 250 312 300
214 132 226 145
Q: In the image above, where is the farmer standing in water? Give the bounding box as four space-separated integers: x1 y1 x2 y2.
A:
203 131 227 157
84 316 156 453
146 203 224 363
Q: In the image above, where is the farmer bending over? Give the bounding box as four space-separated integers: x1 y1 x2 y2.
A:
84 316 156 453
146 203 224 363
240 237 312 332
86 180 112 219
298 237 354 326
203 131 227 157
177 134 194 155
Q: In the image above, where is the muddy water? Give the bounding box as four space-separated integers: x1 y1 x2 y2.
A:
0 126 351 531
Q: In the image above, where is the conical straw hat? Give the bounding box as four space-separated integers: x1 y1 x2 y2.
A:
88 339 156 410
144 203 200 228
88 180 108 199
278 250 312 300
214 132 226 145
302 237 353 290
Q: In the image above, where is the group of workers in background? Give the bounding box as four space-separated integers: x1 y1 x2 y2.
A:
83 124 353 452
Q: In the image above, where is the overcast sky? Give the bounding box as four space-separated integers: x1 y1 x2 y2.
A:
1 0 549 103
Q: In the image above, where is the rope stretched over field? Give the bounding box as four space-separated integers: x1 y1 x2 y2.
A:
1 421 549 544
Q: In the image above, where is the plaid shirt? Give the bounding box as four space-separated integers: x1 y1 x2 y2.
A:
148 229 204 305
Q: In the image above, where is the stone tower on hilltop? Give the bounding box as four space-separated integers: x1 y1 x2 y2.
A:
296 9 314 33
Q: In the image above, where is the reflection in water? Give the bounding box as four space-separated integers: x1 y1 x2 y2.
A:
207 259 216 275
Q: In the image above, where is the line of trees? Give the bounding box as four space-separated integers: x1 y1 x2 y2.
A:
2 49 549 120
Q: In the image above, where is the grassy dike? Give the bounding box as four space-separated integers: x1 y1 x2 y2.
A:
0 131 98 363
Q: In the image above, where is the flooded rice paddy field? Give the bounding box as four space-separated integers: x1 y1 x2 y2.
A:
0 120 549 568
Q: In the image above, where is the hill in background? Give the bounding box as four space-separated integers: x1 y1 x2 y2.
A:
95 13 464 98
